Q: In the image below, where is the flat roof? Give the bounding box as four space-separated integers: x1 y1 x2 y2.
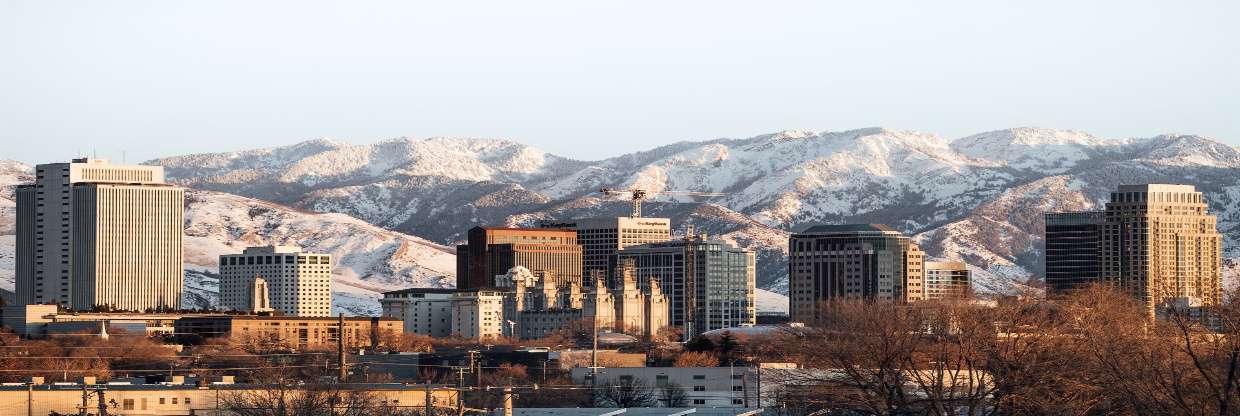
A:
383 287 459 296
799 223 899 234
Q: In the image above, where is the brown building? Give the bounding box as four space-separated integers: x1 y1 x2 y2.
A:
1101 184 1222 316
788 224 925 322
455 226 583 289
174 315 402 349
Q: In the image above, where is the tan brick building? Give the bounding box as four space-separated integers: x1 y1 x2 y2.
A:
1101 184 1223 316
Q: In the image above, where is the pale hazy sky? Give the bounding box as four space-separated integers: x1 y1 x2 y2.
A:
3 1 1237 164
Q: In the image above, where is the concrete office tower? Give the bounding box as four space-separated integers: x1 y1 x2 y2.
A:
538 217 672 287
1101 184 1222 315
923 262 971 300
16 158 184 311
617 236 756 336
788 224 925 322
219 246 333 317
450 289 507 339
380 288 456 337
1043 211 1105 294
456 226 583 290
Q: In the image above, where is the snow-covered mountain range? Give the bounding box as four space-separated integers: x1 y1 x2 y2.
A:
146 127 1240 294
2 126 1238 313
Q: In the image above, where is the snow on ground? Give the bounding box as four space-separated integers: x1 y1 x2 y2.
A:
755 288 788 314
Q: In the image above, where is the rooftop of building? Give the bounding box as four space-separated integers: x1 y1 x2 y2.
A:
925 261 968 270
382 287 460 296
229 245 323 255
537 217 671 228
798 223 900 234
472 226 578 233
618 237 751 252
1116 184 1199 192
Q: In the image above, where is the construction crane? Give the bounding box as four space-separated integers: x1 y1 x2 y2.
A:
598 187 727 218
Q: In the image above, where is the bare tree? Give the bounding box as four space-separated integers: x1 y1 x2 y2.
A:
595 377 657 407
657 382 688 407
218 383 388 416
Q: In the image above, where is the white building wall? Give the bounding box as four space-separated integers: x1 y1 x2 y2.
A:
219 246 333 317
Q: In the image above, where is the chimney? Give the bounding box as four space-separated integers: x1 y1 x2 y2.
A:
25 376 44 385
80 376 97 385
216 376 235 385
167 375 186 385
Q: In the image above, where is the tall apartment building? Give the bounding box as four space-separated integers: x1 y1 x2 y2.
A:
923 262 970 300
380 288 456 337
455 227 583 290
538 217 672 287
1100 184 1222 315
616 236 755 336
219 246 333 317
788 224 924 322
1043 211 1105 294
16 158 184 311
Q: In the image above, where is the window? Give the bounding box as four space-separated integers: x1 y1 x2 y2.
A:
693 386 705 391
693 399 706 405
733 399 744 405
122 399 134 410
159 398 166 404
692 375 706 380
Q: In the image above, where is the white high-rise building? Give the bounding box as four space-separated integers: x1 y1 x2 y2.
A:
218 246 333 317
16 158 184 311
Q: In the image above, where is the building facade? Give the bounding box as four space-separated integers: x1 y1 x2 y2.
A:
617 237 756 336
380 288 456 337
219 246 333 317
538 217 672 287
1043 211 1104 294
174 315 401 349
923 262 970 300
1100 184 1222 315
455 227 583 290
450 289 507 339
0 380 456 416
16 158 184 311
788 224 925 322
571 367 760 407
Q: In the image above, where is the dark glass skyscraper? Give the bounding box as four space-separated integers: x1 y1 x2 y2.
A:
1043 211 1104 294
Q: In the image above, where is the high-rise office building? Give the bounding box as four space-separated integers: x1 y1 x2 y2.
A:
16 158 184 311
538 217 671 287
617 236 755 336
219 246 333 317
455 226 583 290
923 261 971 300
1100 184 1222 315
1043 211 1104 294
788 224 924 322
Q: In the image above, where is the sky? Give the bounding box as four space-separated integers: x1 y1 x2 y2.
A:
2 1 1237 164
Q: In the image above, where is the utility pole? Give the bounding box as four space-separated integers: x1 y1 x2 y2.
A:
26 382 33 416
455 367 467 416
337 313 347 382
591 312 600 406
501 386 514 416
79 385 88 416
424 383 433 416
97 388 108 416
